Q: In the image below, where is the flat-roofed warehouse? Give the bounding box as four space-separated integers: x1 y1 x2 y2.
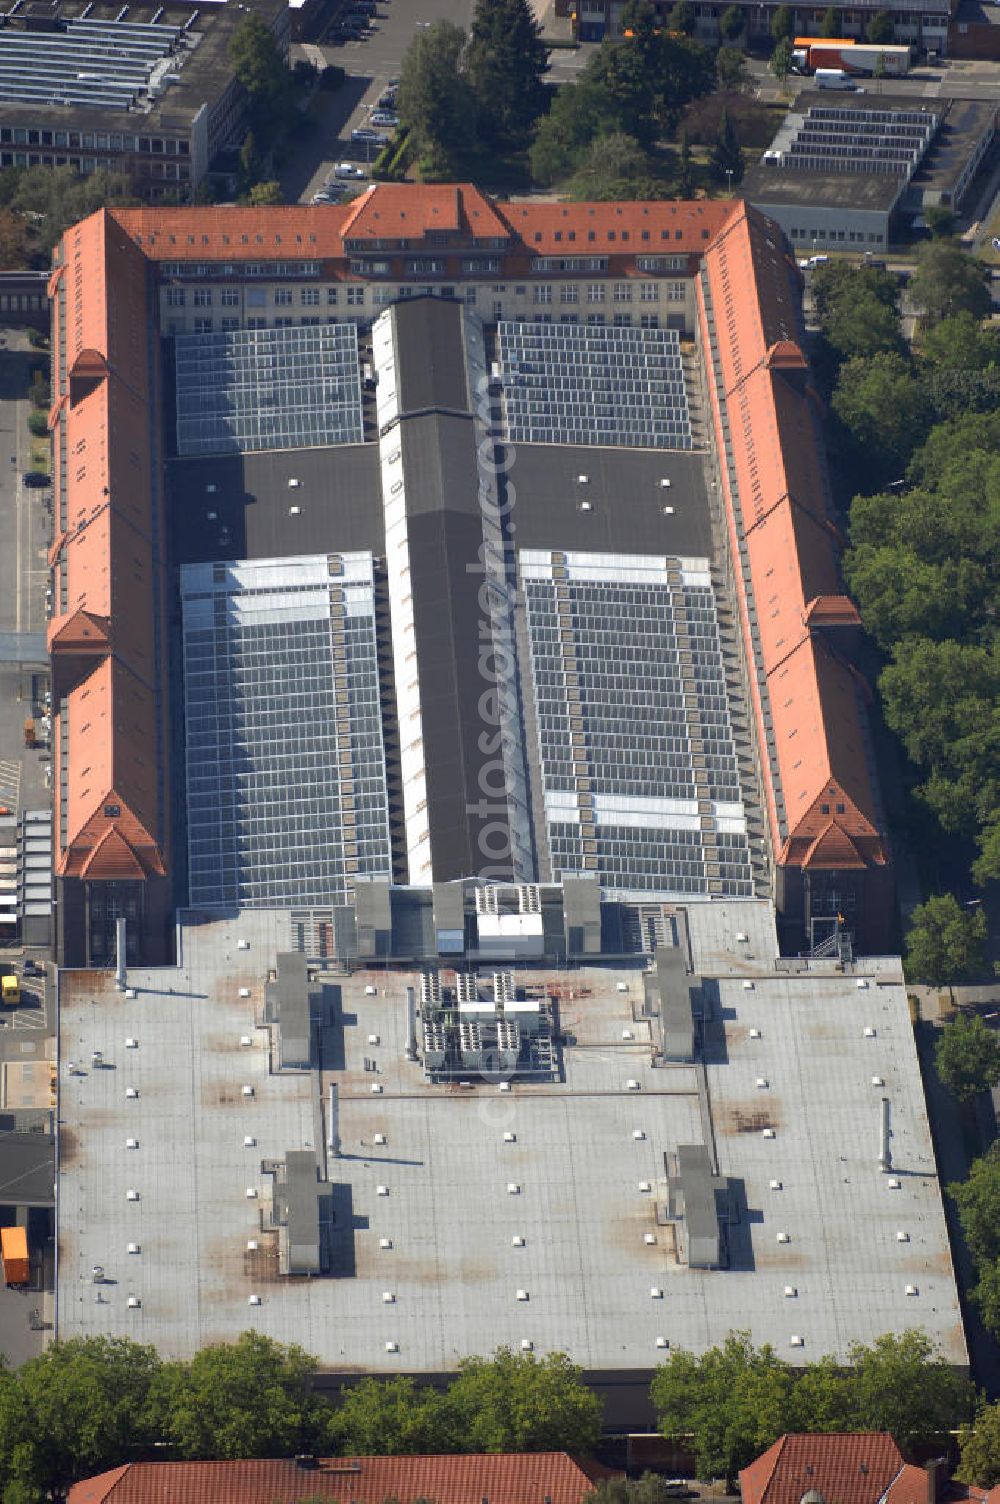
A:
53 898 966 1409
48 186 892 964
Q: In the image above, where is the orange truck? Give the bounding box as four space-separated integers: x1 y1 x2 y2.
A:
1 1226 29 1285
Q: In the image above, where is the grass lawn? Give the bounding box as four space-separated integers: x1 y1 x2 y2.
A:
29 436 50 474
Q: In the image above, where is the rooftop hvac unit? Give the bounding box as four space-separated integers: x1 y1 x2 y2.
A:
245 1187 258 1199
644 1233 657 1245
749 1027 761 1039
127 1296 141 1309
125 1137 138 1150
125 1087 139 1099
125 1037 138 1049
365 984 378 996
377 1185 389 1197
622 1029 634 1040
498 1081 511 1092
864 1026 876 1038
126 1189 140 1201
368 1034 380 1045
244 1136 256 1148
650 1287 663 1299
380 1238 393 1249
507 1183 520 1196
239 987 251 998
125 989 136 999
638 1181 652 1193
888 1177 901 1189
371 1083 383 1094
512 1235 525 1246
769 1179 782 1191
248 1295 262 1306
784 1285 797 1298
872 1075 885 1087
743 980 754 991
655 1336 669 1348
247 1240 259 1251
520 1338 533 1351
626 1079 640 1091
240 1036 253 1047
238 939 250 951
385 1341 399 1353
374 1133 387 1146
503 1131 516 1143
763 1128 776 1139
736 931 748 942
127 1243 140 1254
776 1232 790 1244
897 1230 909 1242
382 1291 395 1303
905 1284 919 1296
516 1289 529 1301
756 1077 769 1089
856 978 869 989
616 982 629 994
789 1335 804 1348
242 1085 254 1098
632 1129 645 1141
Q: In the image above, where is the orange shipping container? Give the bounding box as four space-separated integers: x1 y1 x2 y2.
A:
1 1225 29 1285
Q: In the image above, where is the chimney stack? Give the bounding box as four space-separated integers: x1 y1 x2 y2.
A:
925 1458 948 1504
878 1096 892 1172
405 985 417 1060
115 916 127 992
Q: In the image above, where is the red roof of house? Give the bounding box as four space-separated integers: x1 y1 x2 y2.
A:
739 1434 906 1504
68 1453 612 1504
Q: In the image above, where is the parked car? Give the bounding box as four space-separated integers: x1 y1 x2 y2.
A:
312 192 338 204
369 110 399 127
377 90 397 107
22 471 48 488
351 128 388 145
334 162 367 178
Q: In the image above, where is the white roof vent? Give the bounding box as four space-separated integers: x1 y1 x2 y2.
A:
626 1078 641 1091
127 1296 141 1309
905 1284 919 1296
644 1233 657 1245
499 1081 511 1093
622 1029 634 1040
238 939 250 950
248 1295 262 1306
776 1232 790 1244
784 1285 797 1298
736 931 748 942
864 1026 876 1038
789 1334 804 1348
288 477 301 488
507 1183 521 1195
856 978 869 989
662 504 675 516
371 1083 383 1095
125 1037 138 1049
125 1137 139 1150
239 987 251 999
379 1237 393 1250
504 1131 516 1143
756 1077 769 1089
633 1129 646 1141
616 981 629 993
289 504 302 516
240 1035 253 1047
639 1180 652 1193
368 1034 380 1045
365 983 378 996
125 1087 139 1099
872 1075 885 1086
242 1084 254 1098
659 477 672 489
650 1287 663 1299
374 1133 387 1146
516 1289 529 1301
655 1336 669 1349
579 499 593 512
763 1127 776 1139
246 1187 258 1199
127 1242 141 1254
126 1189 140 1201
896 1230 909 1242
385 1340 399 1353
520 1338 533 1351
125 988 137 999
247 1239 259 1251
743 980 755 991
377 1184 389 1196
382 1291 395 1303
577 473 589 483
206 483 218 494
769 1178 782 1191
512 1235 526 1247
244 1135 256 1148
888 1177 902 1190
749 1027 761 1039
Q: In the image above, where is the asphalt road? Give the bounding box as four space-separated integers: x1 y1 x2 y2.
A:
752 54 1000 103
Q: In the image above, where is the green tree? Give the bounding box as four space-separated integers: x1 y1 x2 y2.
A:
591 1477 681 1504
710 106 743 185
832 352 929 485
716 45 750 91
228 12 292 134
27 410 47 438
820 5 841 33
327 1377 451 1455
770 37 794 85
921 310 1000 370
668 0 695 33
466 0 549 152
675 130 695 197
970 1258 1000 1341
583 38 658 145
11 164 136 255
718 4 745 41
651 1332 796 1483
239 130 262 192
248 180 283 205
910 238 991 326
771 4 793 40
153 1331 325 1460
957 1399 1000 1486
825 290 905 360
529 79 620 184
0 1338 163 1501
935 1014 1000 1101
904 894 988 988
397 21 478 177
567 132 665 200
950 1145 1000 1266
866 10 893 41
844 1331 973 1450
444 1348 602 1454
923 203 954 238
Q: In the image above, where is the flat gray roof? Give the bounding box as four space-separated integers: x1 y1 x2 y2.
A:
55 902 965 1371
742 167 902 212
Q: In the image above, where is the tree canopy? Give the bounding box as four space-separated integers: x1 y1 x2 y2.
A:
466 0 549 152
934 1013 1000 1100
950 1145 1000 1342
397 21 478 177
910 238 991 326
957 1400 1000 1488
228 12 293 136
445 1349 603 1453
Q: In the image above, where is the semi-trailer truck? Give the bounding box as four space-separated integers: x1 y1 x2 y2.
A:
792 39 912 75
1 1226 29 1286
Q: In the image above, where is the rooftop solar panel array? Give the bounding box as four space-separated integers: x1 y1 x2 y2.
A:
520 549 753 901
174 324 364 457
769 104 938 177
496 321 693 450
0 16 183 109
181 553 393 911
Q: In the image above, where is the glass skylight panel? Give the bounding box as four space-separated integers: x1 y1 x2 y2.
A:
174 324 364 456
180 553 392 910
520 550 753 901
496 322 693 450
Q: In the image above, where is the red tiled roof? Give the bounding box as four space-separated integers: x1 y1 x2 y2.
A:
739 1433 905 1504
69 1453 612 1504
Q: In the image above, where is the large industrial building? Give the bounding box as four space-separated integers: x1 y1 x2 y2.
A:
47 187 967 1396
47 185 893 968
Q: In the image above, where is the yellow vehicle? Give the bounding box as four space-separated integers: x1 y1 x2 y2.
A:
1 975 20 1005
